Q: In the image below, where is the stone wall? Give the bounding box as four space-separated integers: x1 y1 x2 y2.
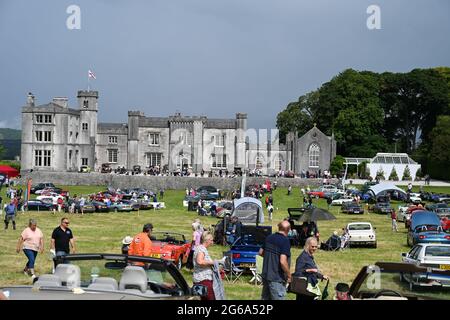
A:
18 171 334 191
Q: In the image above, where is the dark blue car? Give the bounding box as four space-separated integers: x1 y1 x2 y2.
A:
25 200 53 211
224 225 272 269
407 211 450 246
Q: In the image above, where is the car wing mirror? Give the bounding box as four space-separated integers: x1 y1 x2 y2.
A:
401 253 407 257
191 284 208 297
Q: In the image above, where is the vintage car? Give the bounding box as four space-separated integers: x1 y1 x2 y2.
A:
431 193 450 203
109 201 133 212
407 211 450 247
64 201 96 214
341 202 364 214
223 225 272 269
398 205 423 223
372 202 392 214
30 183 57 194
100 163 112 173
331 195 354 206
197 186 220 199
79 165 91 173
408 193 423 205
121 200 141 211
25 200 54 211
402 244 450 271
148 232 191 270
346 222 377 248
35 187 63 195
426 203 449 212
132 165 142 174
36 194 65 203
348 262 450 300
91 200 110 212
0 254 206 300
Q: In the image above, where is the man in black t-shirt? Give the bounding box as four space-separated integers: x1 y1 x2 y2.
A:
51 217 76 265
259 220 291 300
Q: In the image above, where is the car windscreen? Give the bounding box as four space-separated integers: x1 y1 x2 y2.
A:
348 224 371 231
414 225 442 233
151 232 185 244
425 246 450 257
355 268 450 300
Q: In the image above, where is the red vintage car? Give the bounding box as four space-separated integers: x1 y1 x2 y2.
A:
148 232 192 269
307 189 325 198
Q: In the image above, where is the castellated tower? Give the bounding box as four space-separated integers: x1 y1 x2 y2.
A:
77 90 98 170
235 113 247 170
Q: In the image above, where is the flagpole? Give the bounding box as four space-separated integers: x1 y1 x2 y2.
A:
87 73 90 91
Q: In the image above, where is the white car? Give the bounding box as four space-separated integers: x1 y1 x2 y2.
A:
397 206 410 222
402 244 450 269
36 195 64 203
409 193 423 205
346 222 377 248
331 196 354 206
401 244 450 287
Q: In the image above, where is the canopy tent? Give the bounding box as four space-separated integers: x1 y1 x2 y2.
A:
0 165 19 178
368 182 407 197
232 197 264 225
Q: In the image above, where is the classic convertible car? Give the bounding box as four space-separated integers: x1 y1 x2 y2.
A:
148 232 191 270
0 254 206 300
349 262 450 300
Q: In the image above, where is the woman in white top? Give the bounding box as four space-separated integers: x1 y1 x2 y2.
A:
193 232 218 300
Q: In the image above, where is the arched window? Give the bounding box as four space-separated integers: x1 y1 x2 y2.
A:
309 143 320 168
255 154 264 170
273 154 283 171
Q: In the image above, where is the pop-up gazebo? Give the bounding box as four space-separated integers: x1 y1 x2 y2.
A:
0 165 19 178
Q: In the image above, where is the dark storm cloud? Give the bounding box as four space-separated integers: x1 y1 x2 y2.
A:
0 0 449 130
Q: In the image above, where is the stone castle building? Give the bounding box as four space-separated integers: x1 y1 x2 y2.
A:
21 90 336 175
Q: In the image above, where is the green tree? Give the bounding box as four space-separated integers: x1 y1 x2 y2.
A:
428 115 450 180
329 155 345 176
389 167 399 181
402 165 411 181
380 69 449 153
0 143 5 160
276 91 316 143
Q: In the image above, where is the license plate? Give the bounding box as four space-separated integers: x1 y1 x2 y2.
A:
149 254 161 258
239 263 255 268
440 265 450 270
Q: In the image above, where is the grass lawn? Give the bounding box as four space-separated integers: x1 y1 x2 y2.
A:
0 184 449 300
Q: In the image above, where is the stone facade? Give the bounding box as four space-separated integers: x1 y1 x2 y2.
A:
21 90 336 175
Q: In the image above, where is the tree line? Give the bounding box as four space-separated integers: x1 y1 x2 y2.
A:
276 67 450 180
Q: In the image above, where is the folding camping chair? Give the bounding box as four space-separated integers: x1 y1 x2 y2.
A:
222 252 244 283
249 255 263 285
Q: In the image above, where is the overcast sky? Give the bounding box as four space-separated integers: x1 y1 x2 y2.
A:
1 0 449 130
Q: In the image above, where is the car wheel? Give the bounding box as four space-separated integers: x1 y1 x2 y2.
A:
373 242 377 249
177 255 183 270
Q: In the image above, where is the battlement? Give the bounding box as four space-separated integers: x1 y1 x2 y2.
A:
77 90 99 98
128 111 145 117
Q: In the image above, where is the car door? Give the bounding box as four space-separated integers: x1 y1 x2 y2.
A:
404 245 421 265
